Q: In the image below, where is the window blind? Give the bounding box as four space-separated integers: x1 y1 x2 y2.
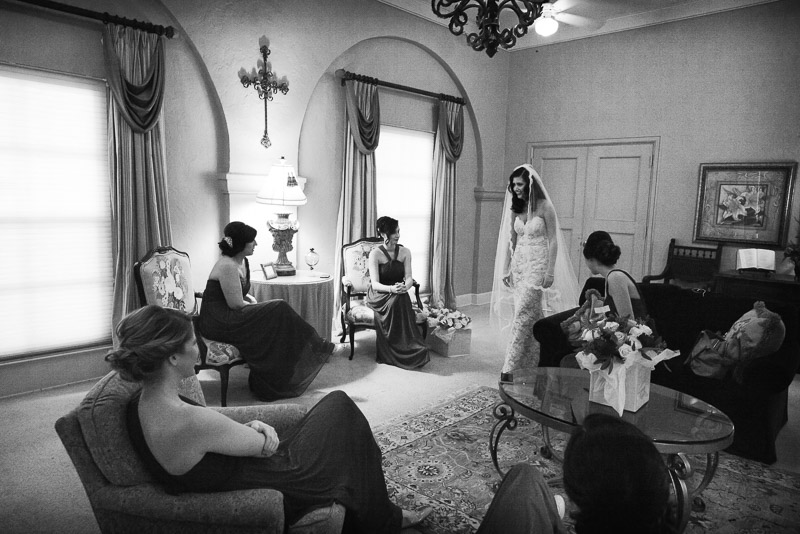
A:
375 126 434 293
0 65 112 359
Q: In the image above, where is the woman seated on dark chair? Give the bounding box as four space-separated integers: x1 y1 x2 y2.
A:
365 216 429 369
582 230 648 320
107 305 432 533
477 413 675 534
198 221 341 401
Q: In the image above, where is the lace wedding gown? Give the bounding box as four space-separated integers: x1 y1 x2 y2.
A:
502 215 549 374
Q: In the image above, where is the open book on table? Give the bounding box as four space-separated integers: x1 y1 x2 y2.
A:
736 248 776 272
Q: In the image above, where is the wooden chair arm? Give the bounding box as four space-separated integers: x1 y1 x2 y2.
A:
412 281 423 309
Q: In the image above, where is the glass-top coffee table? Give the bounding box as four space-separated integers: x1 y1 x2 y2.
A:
490 367 734 533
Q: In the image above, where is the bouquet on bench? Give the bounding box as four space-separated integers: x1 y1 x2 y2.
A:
575 313 679 415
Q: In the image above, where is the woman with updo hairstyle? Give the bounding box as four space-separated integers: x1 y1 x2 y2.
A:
198 221 339 401
107 305 432 533
582 230 647 320
365 216 429 369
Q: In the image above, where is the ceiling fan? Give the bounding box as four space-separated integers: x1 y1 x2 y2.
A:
534 0 603 37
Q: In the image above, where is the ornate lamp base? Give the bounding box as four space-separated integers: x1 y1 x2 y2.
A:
268 214 299 276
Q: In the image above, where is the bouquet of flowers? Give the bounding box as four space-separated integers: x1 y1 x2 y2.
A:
575 314 679 415
424 302 472 331
578 314 665 373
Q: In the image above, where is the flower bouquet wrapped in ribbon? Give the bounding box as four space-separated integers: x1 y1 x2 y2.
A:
575 314 680 415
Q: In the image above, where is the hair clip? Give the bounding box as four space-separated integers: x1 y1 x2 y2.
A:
223 236 233 247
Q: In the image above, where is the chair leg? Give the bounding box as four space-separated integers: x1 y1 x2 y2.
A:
340 315 348 343
217 366 230 407
348 327 355 360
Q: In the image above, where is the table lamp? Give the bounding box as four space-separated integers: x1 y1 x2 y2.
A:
256 156 307 276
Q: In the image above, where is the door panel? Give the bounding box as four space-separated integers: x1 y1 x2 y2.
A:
533 147 586 274
532 142 654 283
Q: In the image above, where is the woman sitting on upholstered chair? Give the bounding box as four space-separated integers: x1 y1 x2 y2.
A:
197 221 343 401
365 216 429 369
108 305 432 533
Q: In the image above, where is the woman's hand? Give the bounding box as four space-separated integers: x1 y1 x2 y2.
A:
502 272 513 288
245 420 279 457
542 272 554 289
391 282 407 294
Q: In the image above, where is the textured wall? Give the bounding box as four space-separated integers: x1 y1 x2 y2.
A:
505 0 800 276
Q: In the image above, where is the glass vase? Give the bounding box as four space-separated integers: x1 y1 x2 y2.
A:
305 248 320 270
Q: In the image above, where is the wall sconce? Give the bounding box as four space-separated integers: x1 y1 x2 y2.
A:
256 157 307 276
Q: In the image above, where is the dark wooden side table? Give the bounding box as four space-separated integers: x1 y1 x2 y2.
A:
712 270 800 304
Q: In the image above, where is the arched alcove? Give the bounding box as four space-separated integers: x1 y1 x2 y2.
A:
296 37 482 296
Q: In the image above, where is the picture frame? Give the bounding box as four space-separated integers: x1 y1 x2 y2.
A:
693 162 797 247
260 262 278 280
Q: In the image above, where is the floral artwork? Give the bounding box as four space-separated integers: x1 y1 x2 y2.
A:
149 257 189 311
694 163 796 246
716 183 768 227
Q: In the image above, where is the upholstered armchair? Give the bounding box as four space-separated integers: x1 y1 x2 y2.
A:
54 371 345 533
134 246 245 406
339 237 427 359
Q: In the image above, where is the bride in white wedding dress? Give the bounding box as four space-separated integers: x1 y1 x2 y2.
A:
490 164 580 382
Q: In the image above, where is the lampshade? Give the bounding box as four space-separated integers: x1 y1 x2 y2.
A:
256 156 307 206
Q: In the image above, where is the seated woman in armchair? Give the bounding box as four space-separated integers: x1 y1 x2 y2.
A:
107 305 432 532
365 216 429 369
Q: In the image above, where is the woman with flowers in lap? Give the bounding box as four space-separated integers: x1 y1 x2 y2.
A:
109 305 433 533
198 221 342 401
366 216 429 369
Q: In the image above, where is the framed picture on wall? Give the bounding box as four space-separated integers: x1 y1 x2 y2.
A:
260 262 278 280
693 162 797 247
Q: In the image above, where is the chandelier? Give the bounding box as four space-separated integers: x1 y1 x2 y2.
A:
431 0 551 58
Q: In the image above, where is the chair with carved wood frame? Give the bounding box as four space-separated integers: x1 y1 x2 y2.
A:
339 237 428 360
642 238 723 291
133 246 245 406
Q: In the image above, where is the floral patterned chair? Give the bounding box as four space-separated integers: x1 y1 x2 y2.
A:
133 246 245 406
339 237 427 360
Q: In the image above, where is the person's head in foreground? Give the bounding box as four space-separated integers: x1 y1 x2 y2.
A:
563 413 674 534
105 305 196 382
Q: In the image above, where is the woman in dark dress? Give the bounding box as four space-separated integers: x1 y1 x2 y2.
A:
582 231 649 319
366 216 429 369
198 221 336 401
106 305 432 533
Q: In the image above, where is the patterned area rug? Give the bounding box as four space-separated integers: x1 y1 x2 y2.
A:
375 386 800 533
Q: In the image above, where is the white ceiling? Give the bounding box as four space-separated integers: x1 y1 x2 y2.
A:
376 0 782 50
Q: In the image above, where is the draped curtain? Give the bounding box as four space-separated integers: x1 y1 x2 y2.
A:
104 24 171 331
333 80 380 320
429 100 464 308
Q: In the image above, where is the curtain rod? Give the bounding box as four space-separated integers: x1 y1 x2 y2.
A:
336 69 464 106
9 0 176 38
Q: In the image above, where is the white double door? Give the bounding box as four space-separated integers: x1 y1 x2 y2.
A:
530 141 657 282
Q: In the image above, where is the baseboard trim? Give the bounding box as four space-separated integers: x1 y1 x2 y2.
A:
456 292 493 307
0 346 110 399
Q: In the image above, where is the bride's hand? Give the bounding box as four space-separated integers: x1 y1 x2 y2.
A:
502 273 512 288
542 273 554 288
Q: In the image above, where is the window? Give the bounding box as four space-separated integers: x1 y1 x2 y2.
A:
375 126 434 293
0 65 112 359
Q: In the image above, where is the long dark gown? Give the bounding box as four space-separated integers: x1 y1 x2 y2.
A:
198 258 332 401
127 390 403 533
365 245 429 369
